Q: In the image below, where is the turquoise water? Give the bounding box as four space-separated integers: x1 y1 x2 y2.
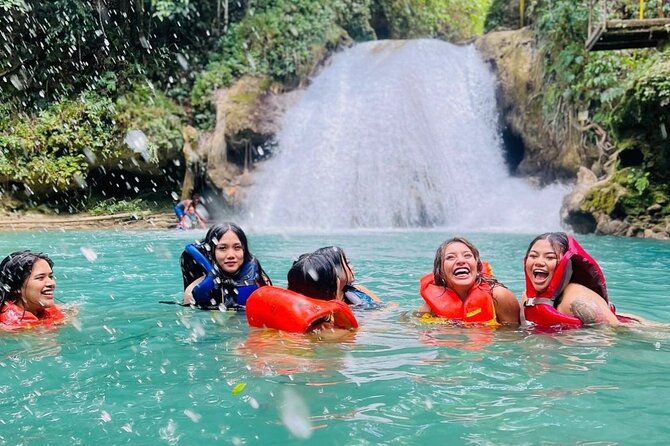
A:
2 230 670 445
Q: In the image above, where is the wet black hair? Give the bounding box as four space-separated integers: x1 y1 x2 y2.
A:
0 251 54 310
525 232 569 258
201 222 252 265
314 246 353 283
287 252 339 301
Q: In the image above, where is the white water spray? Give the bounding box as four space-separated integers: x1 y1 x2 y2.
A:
244 40 569 231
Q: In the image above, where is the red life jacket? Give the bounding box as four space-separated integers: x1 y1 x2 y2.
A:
0 301 65 330
419 273 497 325
246 286 358 333
523 235 626 328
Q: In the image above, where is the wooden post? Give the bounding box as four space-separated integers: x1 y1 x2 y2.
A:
520 0 525 27
640 0 644 19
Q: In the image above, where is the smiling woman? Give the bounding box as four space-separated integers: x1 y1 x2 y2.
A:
522 232 640 328
417 237 520 325
181 223 272 310
0 250 65 329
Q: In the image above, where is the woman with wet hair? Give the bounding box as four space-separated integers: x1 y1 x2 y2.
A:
314 246 380 306
182 223 271 310
418 237 520 325
522 232 638 327
287 252 341 301
0 250 65 328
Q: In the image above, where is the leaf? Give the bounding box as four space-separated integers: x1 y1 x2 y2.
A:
232 382 246 395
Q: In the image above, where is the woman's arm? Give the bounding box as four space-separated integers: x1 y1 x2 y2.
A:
558 283 621 325
353 283 381 302
183 276 204 305
492 286 521 325
416 302 432 314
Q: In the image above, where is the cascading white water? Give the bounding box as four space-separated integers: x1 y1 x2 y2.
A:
243 40 570 231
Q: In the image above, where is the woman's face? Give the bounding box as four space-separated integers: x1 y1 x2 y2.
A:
441 242 478 289
214 230 245 274
20 259 56 313
525 239 560 293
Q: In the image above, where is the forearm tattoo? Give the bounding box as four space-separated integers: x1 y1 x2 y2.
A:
570 298 607 324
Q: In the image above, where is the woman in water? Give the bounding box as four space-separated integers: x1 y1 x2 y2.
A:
523 232 635 326
175 193 206 230
0 250 65 328
314 246 380 306
182 223 271 309
287 252 342 301
283 252 357 333
417 237 520 325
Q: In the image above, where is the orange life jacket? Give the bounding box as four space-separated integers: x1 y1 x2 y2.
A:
420 273 497 325
246 286 358 333
0 301 65 330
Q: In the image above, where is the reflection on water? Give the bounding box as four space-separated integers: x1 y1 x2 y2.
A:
0 230 669 444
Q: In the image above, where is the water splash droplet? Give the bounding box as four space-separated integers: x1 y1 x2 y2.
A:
280 388 312 439
80 247 98 262
184 409 201 423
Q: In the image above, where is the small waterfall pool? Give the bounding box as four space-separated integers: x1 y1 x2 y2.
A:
244 40 569 232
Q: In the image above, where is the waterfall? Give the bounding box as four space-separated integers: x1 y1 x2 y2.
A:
243 40 569 231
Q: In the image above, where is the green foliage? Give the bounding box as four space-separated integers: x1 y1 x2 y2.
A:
151 0 194 21
192 0 349 123
378 0 492 40
335 0 376 41
630 171 650 195
115 82 185 162
0 92 116 192
0 82 184 194
87 198 151 216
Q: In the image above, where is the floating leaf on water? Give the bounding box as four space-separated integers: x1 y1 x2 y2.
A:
232 382 246 395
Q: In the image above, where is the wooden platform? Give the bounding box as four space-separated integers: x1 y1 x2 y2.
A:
587 18 670 51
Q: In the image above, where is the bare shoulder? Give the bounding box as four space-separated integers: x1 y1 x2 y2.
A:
492 286 520 325
559 284 619 325
563 283 602 299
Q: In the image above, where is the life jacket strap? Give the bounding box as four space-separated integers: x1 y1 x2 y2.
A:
524 297 555 307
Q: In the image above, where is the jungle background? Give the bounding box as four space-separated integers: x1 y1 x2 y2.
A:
1 0 668 237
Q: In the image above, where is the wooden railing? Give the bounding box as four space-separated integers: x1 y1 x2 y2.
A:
586 0 670 51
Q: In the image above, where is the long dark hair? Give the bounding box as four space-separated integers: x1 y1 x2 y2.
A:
201 223 252 265
287 252 339 301
0 251 54 310
199 223 271 285
525 232 569 258
314 246 353 283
